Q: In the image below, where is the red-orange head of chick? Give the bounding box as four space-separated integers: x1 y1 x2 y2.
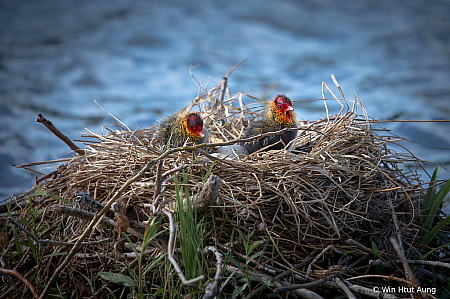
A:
270 94 294 125
185 113 204 138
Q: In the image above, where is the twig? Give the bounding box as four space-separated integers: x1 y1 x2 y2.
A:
0 267 38 299
161 164 191 179
218 76 228 105
224 58 247 79
75 191 145 234
196 148 251 173
217 58 248 104
306 245 339 277
345 274 411 284
8 218 113 246
344 239 373 255
274 256 366 293
223 265 325 299
177 126 326 151
247 250 320 298
51 204 144 239
370 258 450 270
74 249 157 260
39 163 152 299
203 246 223 299
333 277 356 299
386 177 404 256
162 208 205 285
36 113 85 155
94 100 131 131
153 176 174 214
168 174 220 213
216 243 278 275
390 238 420 288
371 119 450 123
153 159 164 204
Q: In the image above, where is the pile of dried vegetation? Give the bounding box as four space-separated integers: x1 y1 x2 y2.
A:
2 70 450 299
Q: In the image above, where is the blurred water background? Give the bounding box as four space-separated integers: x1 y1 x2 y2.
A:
1 0 449 211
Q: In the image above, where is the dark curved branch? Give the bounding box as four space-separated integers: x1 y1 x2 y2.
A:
37 113 85 155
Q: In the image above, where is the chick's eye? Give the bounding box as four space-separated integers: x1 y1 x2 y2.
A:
189 125 195 130
277 105 282 110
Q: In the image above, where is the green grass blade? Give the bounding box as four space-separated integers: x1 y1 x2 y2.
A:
142 253 167 277
371 242 384 275
7 204 23 259
423 166 439 214
371 242 379 259
123 233 140 263
143 217 162 253
423 177 450 231
232 283 248 299
422 215 450 246
202 161 217 184
222 252 245 272
247 251 264 265
420 242 450 260
247 241 264 256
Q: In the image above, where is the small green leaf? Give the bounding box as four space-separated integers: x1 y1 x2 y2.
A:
232 283 248 299
247 251 264 264
123 233 140 261
247 241 264 255
142 253 167 276
222 252 245 272
142 217 163 253
98 272 138 287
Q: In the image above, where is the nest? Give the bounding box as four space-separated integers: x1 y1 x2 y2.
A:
3 77 447 298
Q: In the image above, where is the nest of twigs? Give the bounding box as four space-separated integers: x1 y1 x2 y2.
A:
3 75 448 298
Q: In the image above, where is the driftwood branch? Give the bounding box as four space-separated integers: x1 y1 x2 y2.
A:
36 113 85 155
202 246 223 299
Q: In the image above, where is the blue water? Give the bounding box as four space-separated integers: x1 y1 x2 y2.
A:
1 0 450 210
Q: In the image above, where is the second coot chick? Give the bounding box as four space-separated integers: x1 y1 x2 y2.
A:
241 94 297 154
